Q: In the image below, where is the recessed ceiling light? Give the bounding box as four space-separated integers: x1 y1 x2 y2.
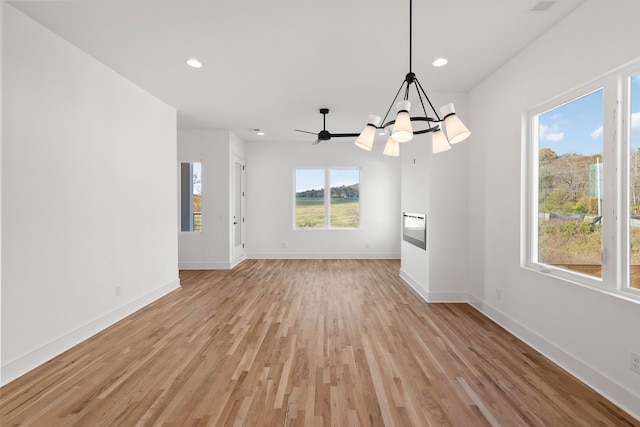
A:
257 131 265 136
432 58 448 67
186 58 203 68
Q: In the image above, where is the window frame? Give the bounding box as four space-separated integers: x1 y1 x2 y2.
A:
523 59 640 301
294 167 361 230
179 160 203 233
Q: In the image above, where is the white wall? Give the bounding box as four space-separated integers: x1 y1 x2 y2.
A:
177 129 246 269
0 0 5 370
400 93 470 303
245 140 400 258
468 0 640 417
1 5 179 385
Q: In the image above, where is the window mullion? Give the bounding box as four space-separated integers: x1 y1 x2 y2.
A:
325 169 330 228
602 76 622 290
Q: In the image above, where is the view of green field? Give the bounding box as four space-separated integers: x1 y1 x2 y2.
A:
295 196 359 228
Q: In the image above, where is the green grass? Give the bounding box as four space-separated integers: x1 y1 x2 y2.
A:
295 197 359 228
539 219 640 265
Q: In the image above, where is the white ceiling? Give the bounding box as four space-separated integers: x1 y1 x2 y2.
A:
9 0 585 144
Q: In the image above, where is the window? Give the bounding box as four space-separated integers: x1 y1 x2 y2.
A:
628 72 640 289
295 169 360 229
525 60 640 298
180 161 202 232
536 90 604 279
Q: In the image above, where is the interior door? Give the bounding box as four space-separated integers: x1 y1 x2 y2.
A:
232 155 245 262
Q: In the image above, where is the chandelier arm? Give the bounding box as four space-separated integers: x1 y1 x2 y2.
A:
411 82 436 132
409 0 413 73
403 84 411 101
414 78 443 121
380 80 408 128
412 82 430 123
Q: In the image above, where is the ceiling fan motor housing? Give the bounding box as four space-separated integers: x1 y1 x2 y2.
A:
318 130 331 140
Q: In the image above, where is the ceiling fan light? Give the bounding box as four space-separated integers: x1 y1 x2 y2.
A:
355 115 382 151
391 100 413 143
440 103 470 144
383 137 400 157
432 127 452 154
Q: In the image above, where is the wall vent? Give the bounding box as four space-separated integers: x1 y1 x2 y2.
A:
530 1 557 12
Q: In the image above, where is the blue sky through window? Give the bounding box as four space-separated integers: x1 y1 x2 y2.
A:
296 169 359 193
330 169 359 188
539 89 603 156
296 169 324 193
193 162 201 195
539 74 640 156
632 74 640 151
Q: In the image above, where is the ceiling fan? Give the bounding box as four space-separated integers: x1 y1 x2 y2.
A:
295 108 360 144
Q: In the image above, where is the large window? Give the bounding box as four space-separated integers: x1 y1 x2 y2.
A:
525 61 640 298
536 90 604 278
295 169 360 229
628 72 640 289
180 161 202 232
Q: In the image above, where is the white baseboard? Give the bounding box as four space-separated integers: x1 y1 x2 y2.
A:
467 294 640 422
179 261 232 270
230 255 246 269
0 278 181 387
247 252 401 260
397 272 639 421
399 268 468 303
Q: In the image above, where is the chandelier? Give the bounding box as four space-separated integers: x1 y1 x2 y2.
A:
354 0 470 156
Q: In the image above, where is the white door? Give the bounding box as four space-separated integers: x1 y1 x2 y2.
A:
232 155 245 262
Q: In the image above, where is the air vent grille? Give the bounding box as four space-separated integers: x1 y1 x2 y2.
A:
530 1 557 12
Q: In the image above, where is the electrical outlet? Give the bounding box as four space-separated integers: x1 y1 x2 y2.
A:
115 286 122 297
495 288 502 300
631 352 640 374
281 242 286 249
366 242 370 248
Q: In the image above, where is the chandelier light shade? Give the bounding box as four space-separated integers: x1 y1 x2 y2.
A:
440 103 471 144
383 137 400 157
354 0 470 155
355 115 382 151
391 101 413 143
431 128 452 154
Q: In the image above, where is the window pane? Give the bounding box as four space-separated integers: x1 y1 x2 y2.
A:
537 90 603 278
330 169 360 228
180 162 202 232
629 74 640 289
295 169 325 228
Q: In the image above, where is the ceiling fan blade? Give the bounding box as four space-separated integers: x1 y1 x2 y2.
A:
329 133 360 138
295 129 318 135
312 139 321 145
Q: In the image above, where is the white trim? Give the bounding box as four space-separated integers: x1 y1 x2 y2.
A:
247 252 400 260
0 278 181 386
468 295 640 421
399 268 467 303
523 59 640 302
179 261 233 270
230 255 246 269
293 167 362 230
397 274 639 420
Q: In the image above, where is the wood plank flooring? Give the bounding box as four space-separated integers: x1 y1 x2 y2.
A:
1 259 638 426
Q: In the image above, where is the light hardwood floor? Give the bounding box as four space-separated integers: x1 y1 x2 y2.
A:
1 259 638 426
